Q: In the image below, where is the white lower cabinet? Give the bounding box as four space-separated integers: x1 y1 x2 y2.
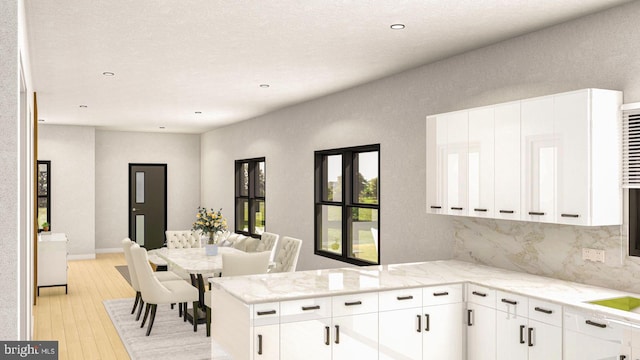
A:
254 324 280 360
331 293 379 359
379 284 464 360
564 308 632 360
423 302 464 359
466 284 497 360
496 291 562 360
379 288 423 360
280 293 379 360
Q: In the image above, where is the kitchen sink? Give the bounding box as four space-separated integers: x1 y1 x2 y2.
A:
587 296 640 312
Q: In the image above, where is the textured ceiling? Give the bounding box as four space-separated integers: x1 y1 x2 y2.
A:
25 0 632 134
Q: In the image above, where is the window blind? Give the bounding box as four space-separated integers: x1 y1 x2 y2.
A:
623 104 640 188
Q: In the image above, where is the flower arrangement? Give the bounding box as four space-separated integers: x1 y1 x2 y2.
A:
192 207 228 244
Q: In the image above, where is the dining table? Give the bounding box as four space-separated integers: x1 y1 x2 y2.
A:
153 246 246 325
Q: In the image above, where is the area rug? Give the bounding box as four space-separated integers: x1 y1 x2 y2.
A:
115 265 131 285
103 298 231 360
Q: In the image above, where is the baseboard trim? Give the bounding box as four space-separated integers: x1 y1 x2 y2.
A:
67 253 96 260
96 248 124 254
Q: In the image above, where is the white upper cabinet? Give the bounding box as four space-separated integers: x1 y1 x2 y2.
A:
494 102 521 220
556 89 622 226
426 115 447 214
445 111 469 216
427 111 468 216
468 107 495 218
426 88 622 226
521 96 556 223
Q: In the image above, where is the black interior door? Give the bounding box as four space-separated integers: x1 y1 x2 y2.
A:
128 164 167 250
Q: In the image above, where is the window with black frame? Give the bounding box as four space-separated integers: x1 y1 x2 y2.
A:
37 160 51 232
235 158 266 237
314 144 379 265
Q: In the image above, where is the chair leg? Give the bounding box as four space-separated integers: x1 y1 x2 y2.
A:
131 292 141 315
146 304 158 336
171 303 175 310
183 302 188 322
178 302 183 317
206 306 211 337
136 299 145 321
193 301 198 332
141 303 151 328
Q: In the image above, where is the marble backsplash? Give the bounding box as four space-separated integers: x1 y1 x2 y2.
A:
452 217 640 294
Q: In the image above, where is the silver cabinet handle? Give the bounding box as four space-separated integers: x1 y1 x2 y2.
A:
334 325 340 344
257 334 263 355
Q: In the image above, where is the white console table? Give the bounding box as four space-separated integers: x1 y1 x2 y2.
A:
37 232 68 295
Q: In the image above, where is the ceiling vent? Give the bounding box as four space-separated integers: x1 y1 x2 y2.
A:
623 102 640 188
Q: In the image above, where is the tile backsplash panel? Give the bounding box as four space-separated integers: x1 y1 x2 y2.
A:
452 217 640 294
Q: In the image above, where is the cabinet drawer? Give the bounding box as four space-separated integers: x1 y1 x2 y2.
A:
332 292 378 317
252 302 280 326
564 308 632 342
423 284 463 306
466 283 496 308
280 297 331 323
496 290 528 317
528 298 562 327
379 288 422 311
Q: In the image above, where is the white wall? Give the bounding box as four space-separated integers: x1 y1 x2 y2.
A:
201 0 640 290
38 125 96 257
95 130 201 250
0 0 20 340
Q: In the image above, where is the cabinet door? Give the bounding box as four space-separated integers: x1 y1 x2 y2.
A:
496 311 527 360
527 319 562 360
280 319 332 360
332 313 378 360
254 324 279 360
426 115 447 214
494 102 521 220
379 308 422 360
521 96 555 223
468 107 494 218
423 303 463 360
466 303 496 360
554 90 589 225
564 329 631 360
445 111 469 216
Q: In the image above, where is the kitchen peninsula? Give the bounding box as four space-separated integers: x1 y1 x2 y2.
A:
210 260 640 359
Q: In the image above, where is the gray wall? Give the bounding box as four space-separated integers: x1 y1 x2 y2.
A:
38 125 96 257
0 0 19 340
95 130 201 250
202 0 640 291
37 127 202 255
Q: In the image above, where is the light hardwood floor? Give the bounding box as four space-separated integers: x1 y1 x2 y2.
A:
33 252 133 360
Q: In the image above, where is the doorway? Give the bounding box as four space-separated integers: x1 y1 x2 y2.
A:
128 164 167 250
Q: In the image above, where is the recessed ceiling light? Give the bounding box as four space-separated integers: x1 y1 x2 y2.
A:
38 119 45 122
102 71 115 76
259 84 270 88
159 126 166 129
195 111 202 114
79 105 88 108
390 24 405 30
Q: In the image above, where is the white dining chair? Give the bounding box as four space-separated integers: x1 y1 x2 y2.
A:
165 230 201 248
255 232 279 262
130 245 200 336
204 251 271 336
121 238 183 319
270 236 302 273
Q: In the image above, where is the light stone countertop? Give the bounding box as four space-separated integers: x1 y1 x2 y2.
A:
209 259 640 324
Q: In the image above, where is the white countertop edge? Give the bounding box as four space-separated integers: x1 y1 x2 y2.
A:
209 260 640 323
